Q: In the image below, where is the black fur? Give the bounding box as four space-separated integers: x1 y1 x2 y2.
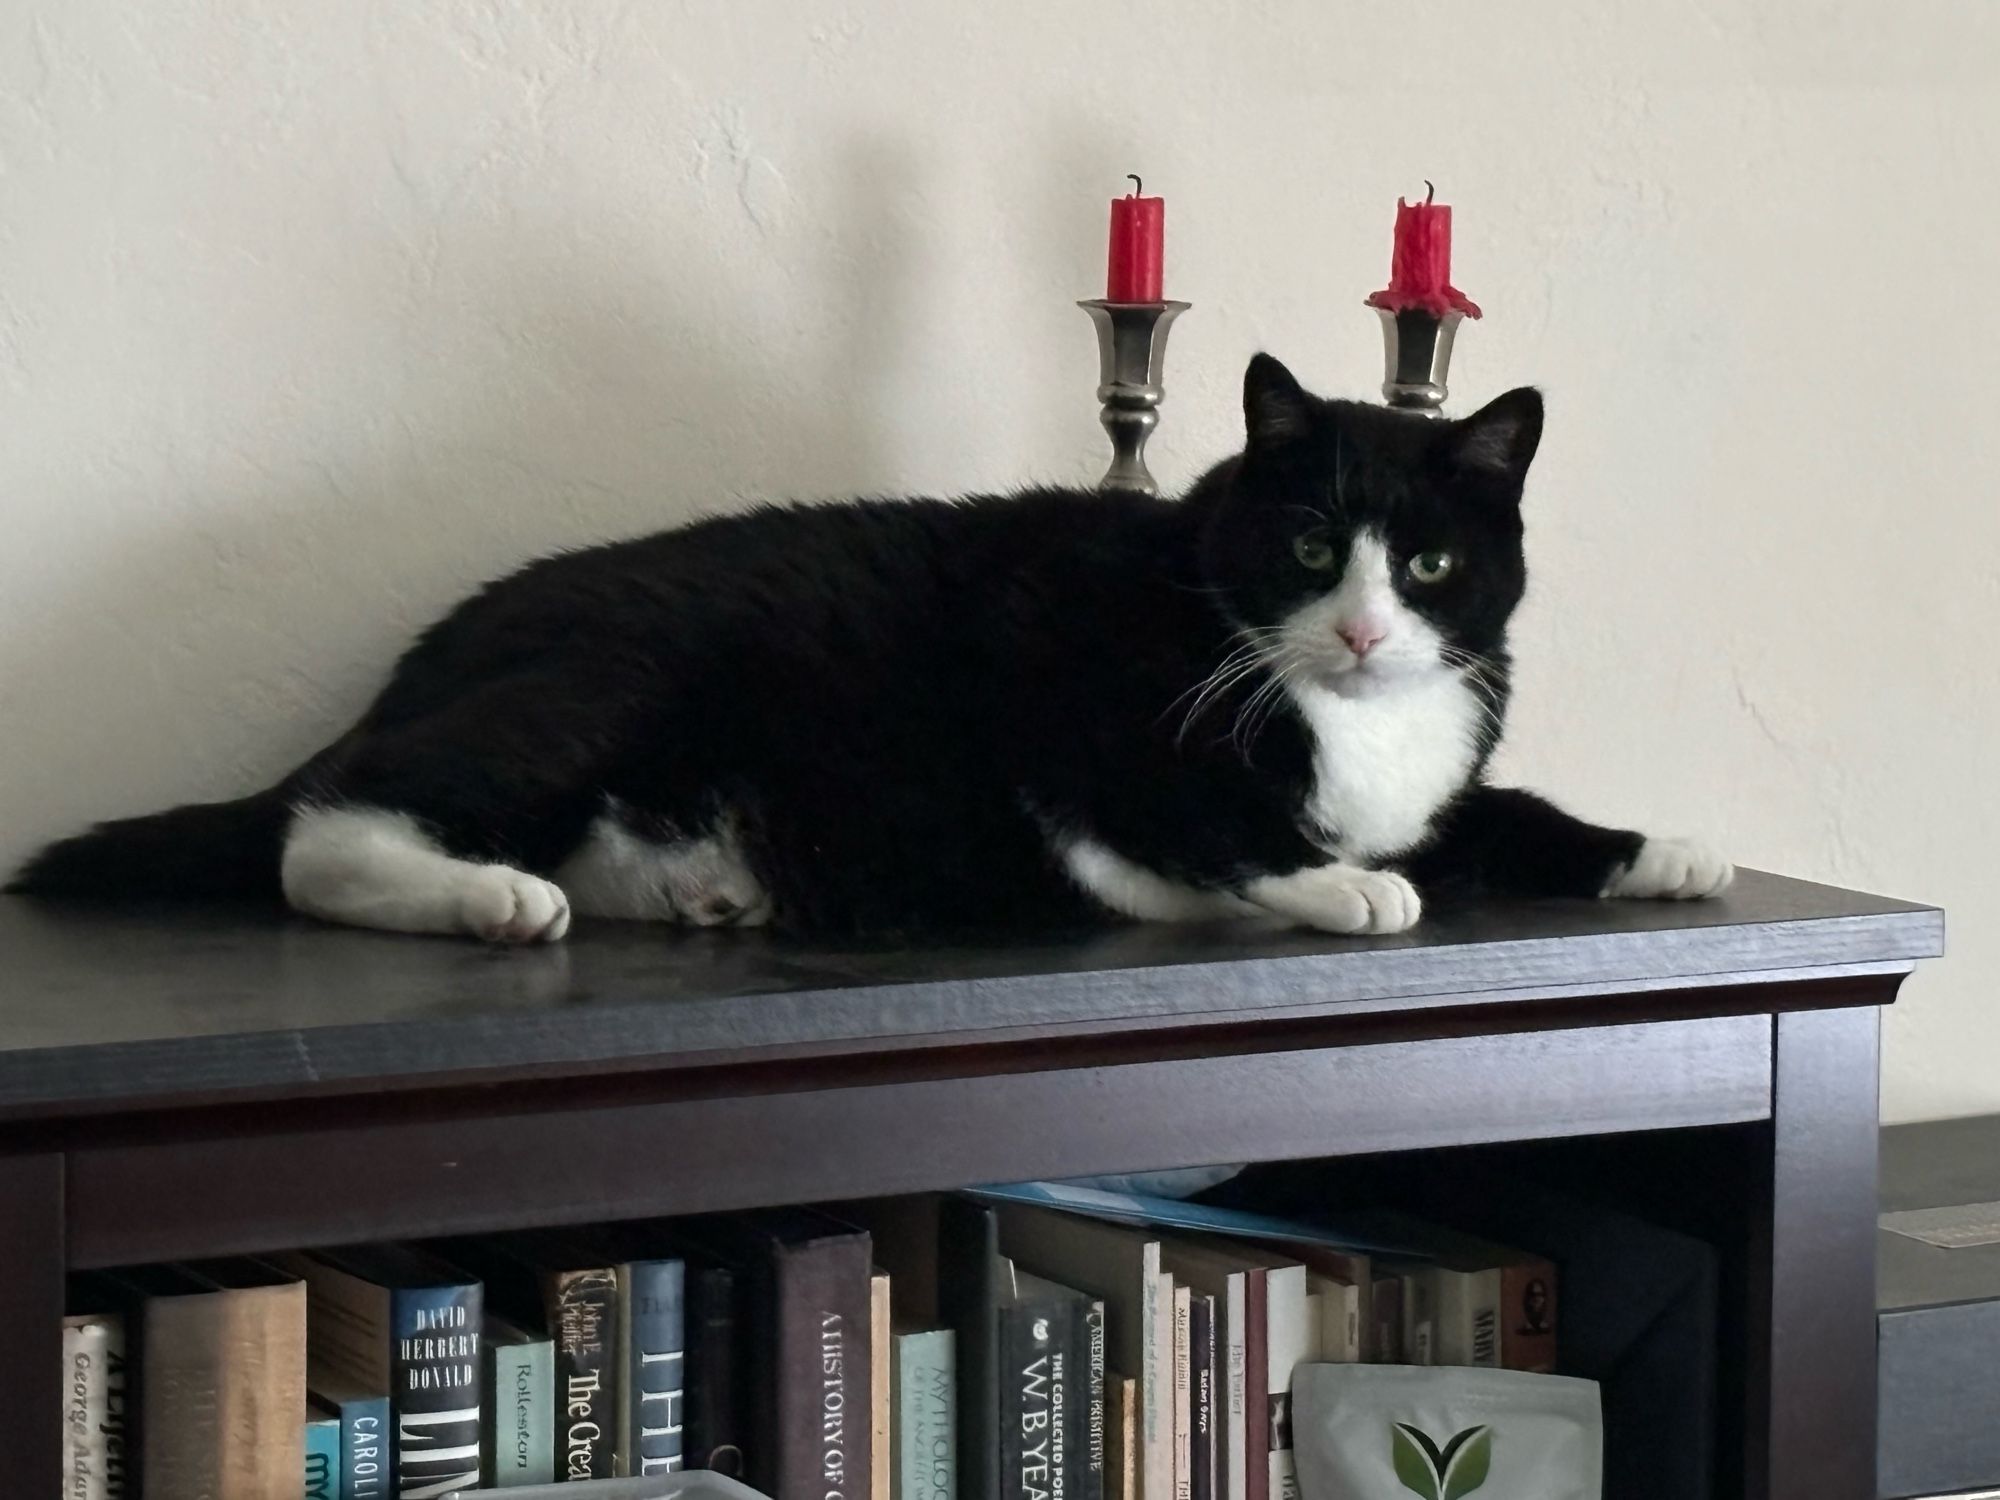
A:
10 355 1643 932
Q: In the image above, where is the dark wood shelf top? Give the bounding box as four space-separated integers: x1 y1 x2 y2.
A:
0 870 1939 1119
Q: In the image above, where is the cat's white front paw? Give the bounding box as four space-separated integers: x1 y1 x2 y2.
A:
460 867 572 943
1603 838 1734 901
1247 864 1422 935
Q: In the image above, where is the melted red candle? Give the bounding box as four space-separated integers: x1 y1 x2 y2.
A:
1366 193 1481 319
1106 189 1164 302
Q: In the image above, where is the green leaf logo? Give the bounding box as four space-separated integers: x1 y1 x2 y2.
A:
1390 1423 1493 1500
1440 1427 1492 1500
1391 1425 1441 1500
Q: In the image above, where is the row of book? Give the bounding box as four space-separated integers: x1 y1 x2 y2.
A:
57 1184 1557 1500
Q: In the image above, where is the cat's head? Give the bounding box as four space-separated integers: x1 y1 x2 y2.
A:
1199 353 1542 699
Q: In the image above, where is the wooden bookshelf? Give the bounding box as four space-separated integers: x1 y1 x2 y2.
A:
0 869 1941 1499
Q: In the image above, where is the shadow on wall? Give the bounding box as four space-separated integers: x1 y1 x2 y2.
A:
0 136 947 852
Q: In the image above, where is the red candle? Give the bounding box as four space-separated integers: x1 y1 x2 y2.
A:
1365 183 1481 319
1106 176 1164 302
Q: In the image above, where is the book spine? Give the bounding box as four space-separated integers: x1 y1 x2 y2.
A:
102 1321 131 1500
936 1200 999 1500
1171 1286 1190 1500
775 1234 873 1500
62 1316 118 1500
895 1330 957 1500
1308 1279 1360 1365
1145 1261 1169 1500
486 1338 555 1487
145 1282 307 1500
392 1283 483 1498
1080 1299 1106 1500
547 1267 618 1481
1432 1268 1502 1368
1498 1262 1558 1373
873 1274 892 1500
306 1418 341 1500
1188 1297 1213 1500
1402 1272 1436 1367
1108 1376 1137 1500
1262 1267 1308 1500
1000 1298 1072 1500
1241 1272 1266 1500
1222 1277 1244 1500
687 1266 745 1478
338 1396 391 1500
1369 1278 1402 1365
622 1260 687 1477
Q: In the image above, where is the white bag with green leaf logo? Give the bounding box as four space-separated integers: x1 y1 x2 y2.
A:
1293 1364 1602 1500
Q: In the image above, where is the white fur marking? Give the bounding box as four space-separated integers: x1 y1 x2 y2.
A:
1276 532 1484 861
556 812 772 926
1604 837 1734 900
282 806 571 943
1059 837 1258 923
1288 675 1482 861
1246 863 1422 934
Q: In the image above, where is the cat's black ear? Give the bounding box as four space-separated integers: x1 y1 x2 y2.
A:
1448 387 1544 483
1244 353 1312 446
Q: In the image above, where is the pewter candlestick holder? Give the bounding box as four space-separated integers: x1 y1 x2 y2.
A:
1079 298 1190 496
1374 306 1464 417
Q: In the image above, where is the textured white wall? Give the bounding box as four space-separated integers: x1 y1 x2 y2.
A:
2 2 1992 1119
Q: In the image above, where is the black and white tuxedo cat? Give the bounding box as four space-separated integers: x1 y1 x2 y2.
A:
11 354 1730 941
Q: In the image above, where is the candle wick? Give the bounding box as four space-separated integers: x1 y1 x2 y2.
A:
1127 172 1143 197
1423 179 1435 204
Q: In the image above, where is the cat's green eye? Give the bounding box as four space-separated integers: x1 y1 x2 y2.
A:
1408 550 1454 584
1293 532 1337 571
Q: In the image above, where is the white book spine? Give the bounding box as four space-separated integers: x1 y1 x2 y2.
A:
1171 1285 1191 1500
1434 1268 1504 1368
62 1316 118 1500
1145 1250 1168 1500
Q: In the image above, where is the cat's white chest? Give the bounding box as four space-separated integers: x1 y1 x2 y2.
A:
1287 675 1482 862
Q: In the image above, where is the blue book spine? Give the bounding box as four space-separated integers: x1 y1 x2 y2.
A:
392 1282 484 1497
621 1259 687 1477
337 1395 392 1500
306 1411 342 1500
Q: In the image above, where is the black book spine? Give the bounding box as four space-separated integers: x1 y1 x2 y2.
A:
939 1200 1001 1500
1189 1297 1214 1500
687 1265 745 1478
1074 1298 1106 1500
547 1268 619 1481
772 1231 873 1500
393 1282 484 1498
1001 1298 1074 1500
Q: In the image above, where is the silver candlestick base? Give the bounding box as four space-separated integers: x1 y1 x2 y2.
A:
1079 298 1191 496
1374 306 1464 417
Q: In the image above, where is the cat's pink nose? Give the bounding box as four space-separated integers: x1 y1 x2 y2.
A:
1337 621 1388 658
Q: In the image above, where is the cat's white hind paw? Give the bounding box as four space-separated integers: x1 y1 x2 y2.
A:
1247 863 1422 935
460 867 572 943
1604 838 1734 901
